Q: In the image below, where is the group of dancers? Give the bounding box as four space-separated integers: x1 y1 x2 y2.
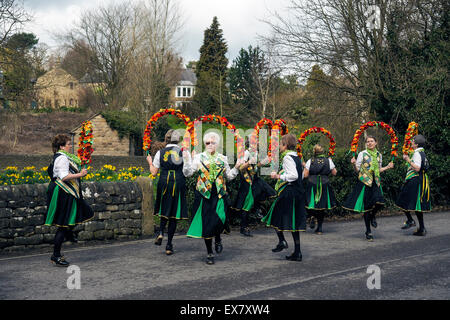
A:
44 130 431 266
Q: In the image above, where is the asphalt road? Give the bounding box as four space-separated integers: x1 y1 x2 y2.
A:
0 211 449 301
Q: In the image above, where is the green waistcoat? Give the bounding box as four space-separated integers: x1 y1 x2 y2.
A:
196 153 228 199
358 150 381 187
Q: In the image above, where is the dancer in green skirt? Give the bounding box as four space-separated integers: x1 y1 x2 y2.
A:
303 144 337 234
262 134 306 261
183 132 244 265
396 135 430 236
343 136 394 241
45 134 94 266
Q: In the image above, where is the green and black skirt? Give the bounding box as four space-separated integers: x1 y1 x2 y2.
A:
343 180 385 213
262 184 306 232
45 180 94 228
396 174 431 212
233 176 276 212
305 180 337 211
154 169 188 220
187 185 230 239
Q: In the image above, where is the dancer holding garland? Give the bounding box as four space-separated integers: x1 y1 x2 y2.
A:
183 132 244 265
343 136 394 241
303 144 337 234
232 139 276 237
262 134 306 261
396 135 430 235
45 134 94 266
146 129 190 255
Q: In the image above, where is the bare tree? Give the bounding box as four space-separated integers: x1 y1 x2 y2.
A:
262 0 447 127
0 0 31 47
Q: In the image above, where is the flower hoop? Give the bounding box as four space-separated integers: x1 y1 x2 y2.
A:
249 118 273 157
77 121 94 167
269 119 289 161
350 121 399 160
402 122 419 155
188 114 245 159
143 108 192 154
296 127 336 159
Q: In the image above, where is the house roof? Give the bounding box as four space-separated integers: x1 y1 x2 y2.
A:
178 68 197 86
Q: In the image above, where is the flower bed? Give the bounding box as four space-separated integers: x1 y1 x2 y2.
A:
0 165 151 185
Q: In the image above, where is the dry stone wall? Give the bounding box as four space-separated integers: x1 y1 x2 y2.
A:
0 178 154 253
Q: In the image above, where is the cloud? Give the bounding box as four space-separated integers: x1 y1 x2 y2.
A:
24 0 289 61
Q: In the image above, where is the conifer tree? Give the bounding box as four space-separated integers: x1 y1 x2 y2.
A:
194 17 229 115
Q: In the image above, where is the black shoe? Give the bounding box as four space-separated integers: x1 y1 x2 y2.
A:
255 208 264 219
413 228 427 236
365 232 374 242
309 218 316 230
240 227 253 237
154 233 163 246
215 241 223 254
401 220 416 230
51 255 70 267
285 253 302 261
206 254 215 265
272 240 288 252
165 243 174 255
370 216 378 228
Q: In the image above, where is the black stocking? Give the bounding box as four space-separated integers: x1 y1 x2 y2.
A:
276 230 285 243
53 227 66 257
204 238 213 254
292 231 301 256
167 219 177 245
363 212 372 234
416 212 425 231
159 217 168 235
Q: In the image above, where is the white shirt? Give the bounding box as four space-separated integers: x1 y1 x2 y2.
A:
355 150 382 171
305 158 336 171
411 148 422 169
279 151 303 182
153 144 192 177
53 153 70 180
183 152 239 180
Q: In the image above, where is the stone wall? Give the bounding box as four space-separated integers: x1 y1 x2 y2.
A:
0 177 154 253
72 115 130 156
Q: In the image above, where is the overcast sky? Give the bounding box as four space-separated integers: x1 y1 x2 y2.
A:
23 0 290 65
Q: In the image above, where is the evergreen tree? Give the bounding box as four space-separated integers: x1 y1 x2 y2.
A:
194 17 229 115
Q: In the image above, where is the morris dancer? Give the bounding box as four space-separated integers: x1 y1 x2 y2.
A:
45 134 94 266
303 144 337 234
232 140 276 237
262 134 306 261
147 129 190 255
396 135 430 236
183 132 243 265
343 136 394 241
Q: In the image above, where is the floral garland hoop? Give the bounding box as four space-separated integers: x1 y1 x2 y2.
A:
269 119 289 162
402 122 419 155
143 108 192 155
296 127 336 159
77 120 94 167
249 118 273 158
188 114 245 159
350 121 399 160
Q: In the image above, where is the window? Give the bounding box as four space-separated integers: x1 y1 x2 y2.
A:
69 99 74 106
177 87 181 97
69 82 74 90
